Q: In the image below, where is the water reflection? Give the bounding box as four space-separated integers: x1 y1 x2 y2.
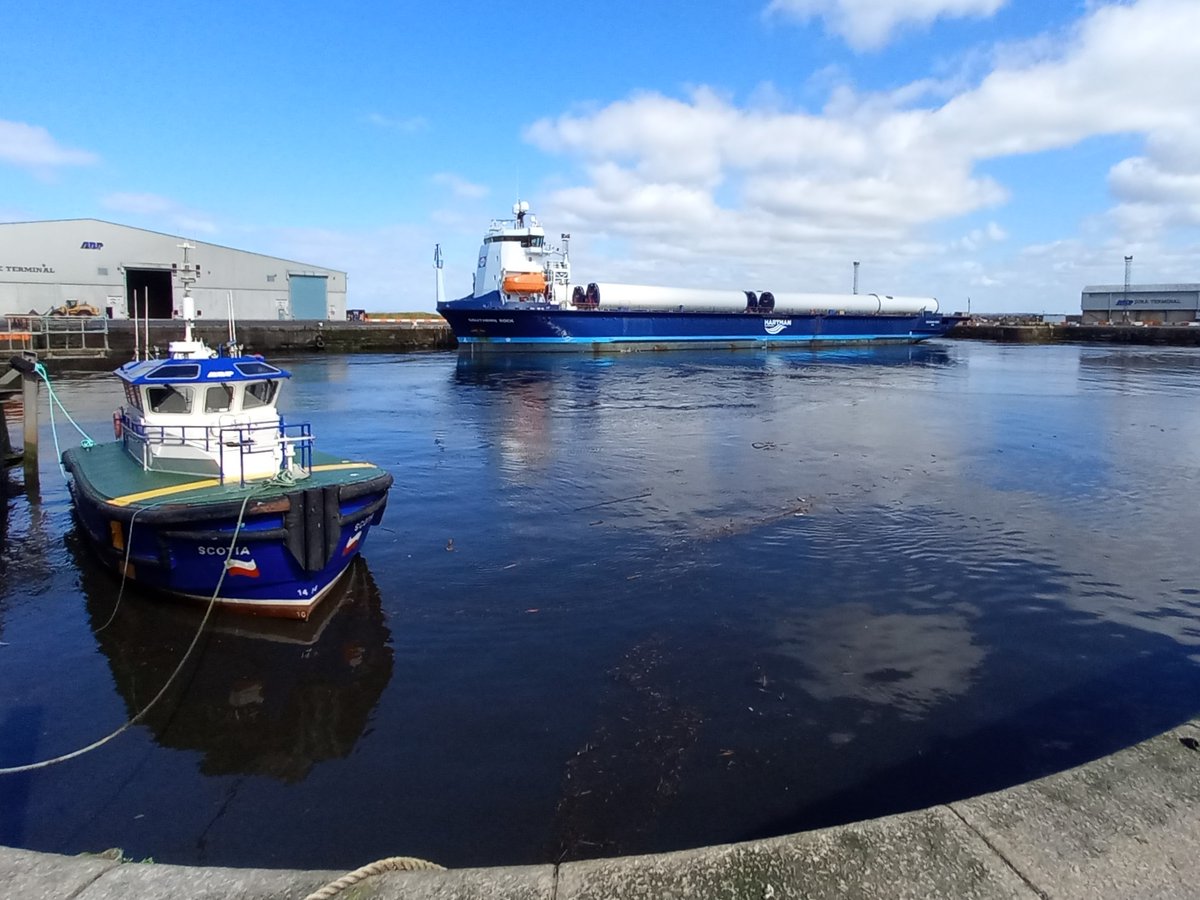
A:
82 545 393 782
450 344 968 544
775 605 986 718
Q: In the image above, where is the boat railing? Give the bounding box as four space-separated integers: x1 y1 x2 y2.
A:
118 414 313 485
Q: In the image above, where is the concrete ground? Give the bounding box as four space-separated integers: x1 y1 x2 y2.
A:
4 718 1199 899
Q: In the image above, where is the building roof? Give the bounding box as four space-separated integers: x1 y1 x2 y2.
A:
0 218 344 275
1082 283 1200 293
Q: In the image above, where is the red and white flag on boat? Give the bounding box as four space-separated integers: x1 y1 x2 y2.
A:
342 531 363 556
226 559 260 578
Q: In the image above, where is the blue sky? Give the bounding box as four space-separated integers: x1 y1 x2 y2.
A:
3 0 1198 313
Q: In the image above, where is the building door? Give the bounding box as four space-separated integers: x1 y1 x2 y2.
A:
288 274 328 320
124 269 174 319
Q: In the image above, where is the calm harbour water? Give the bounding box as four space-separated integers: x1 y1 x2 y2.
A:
3 340 1200 869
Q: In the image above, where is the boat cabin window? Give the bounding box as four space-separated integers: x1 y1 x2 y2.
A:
242 380 279 410
204 384 235 413
123 383 143 411
147 363 201 380
145 385 194 415
235 361 282 377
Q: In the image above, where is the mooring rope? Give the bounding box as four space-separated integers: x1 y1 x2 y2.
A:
303 856 446 900
32 362 95 477
0 492 255 775
93 501 157 635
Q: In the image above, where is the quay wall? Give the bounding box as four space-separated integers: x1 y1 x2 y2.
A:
16 319 457 371
953 322 1200 345
113 319 457 355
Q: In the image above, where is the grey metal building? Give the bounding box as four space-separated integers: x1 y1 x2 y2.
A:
1081 283 1200 325
0 220 346 321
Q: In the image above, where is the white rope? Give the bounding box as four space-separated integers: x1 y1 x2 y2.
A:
93 502 157 635
0 493 255 775
303 856 446 900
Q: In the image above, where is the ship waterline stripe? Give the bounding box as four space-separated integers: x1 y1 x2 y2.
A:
457 333 927 344
106 463 379 507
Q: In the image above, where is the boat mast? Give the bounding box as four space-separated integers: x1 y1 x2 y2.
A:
168 242 211 359
177 242 198 344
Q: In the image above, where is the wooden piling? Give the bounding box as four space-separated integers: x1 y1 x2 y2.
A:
22 363 38 484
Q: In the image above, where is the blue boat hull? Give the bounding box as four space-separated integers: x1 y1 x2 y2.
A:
438 293 964 351
64 450 392 619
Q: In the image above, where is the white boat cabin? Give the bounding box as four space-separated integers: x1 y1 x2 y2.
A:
115 352 309 484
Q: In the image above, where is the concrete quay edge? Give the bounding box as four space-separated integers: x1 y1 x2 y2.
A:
4 719 1198 900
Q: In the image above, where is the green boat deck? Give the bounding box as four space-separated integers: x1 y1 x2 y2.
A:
64 441 388 510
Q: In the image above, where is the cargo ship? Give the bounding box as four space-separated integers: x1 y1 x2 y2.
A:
436 202 966 352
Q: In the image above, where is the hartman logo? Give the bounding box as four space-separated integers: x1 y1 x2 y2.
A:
763 318 792 335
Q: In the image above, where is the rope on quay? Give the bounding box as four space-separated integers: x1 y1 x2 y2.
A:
304 856 446 900
0 493 255 775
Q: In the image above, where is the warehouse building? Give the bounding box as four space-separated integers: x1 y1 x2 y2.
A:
1080 283 1200 325
0 220 346 321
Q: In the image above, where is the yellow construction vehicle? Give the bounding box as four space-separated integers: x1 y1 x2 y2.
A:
46 299 100 317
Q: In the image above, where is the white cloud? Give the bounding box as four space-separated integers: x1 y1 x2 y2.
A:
766 0 1007 50
522 0 1200 311
431 172 489 199
0 120 98 174
1108 127 1200 234
955 222 1008 252
102 192 218 235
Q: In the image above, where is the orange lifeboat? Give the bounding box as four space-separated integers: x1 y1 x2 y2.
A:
502 271 548 294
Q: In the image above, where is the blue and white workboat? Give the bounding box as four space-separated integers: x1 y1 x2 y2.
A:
437 202 966 351
63 248 392 619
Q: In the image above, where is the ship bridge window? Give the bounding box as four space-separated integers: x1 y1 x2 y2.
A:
147 363 201 380
242 380 279 409
483 235 544 248
123 383 143 411
204 384 235 413
146 385 194 415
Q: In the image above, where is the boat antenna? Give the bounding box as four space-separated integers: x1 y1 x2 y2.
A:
434 243 445 306
133 288 141 362
226 290 239 352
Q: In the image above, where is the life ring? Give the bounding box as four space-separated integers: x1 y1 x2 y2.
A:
112 411 123 438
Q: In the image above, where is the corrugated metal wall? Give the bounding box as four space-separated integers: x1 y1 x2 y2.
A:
0 220 347 320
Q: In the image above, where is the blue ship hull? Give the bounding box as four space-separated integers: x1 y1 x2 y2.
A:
438 292 964 351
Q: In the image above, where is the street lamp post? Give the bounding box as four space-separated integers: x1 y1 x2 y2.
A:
1123 255 1133 324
